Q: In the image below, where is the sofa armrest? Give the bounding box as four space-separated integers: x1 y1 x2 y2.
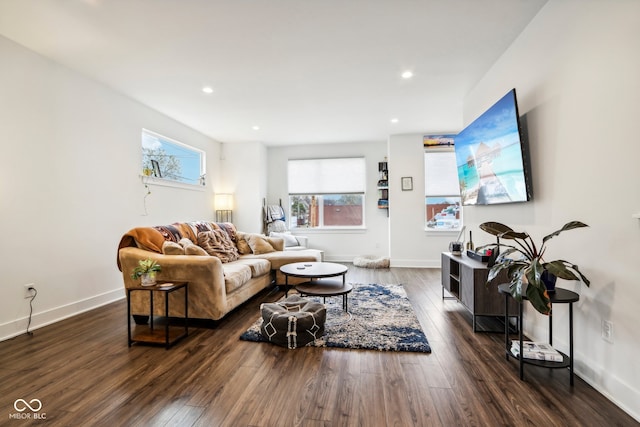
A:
294 235 308 248
118 247 230 320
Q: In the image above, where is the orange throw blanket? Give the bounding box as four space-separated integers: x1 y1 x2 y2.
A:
116 227 165 271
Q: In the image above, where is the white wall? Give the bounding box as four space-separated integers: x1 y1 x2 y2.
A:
0 35 221 340
462 1 640 420
267 142 389 261
387 133 463 267
220 141 268 233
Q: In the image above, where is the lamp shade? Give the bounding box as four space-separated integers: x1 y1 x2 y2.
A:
214 193 233 210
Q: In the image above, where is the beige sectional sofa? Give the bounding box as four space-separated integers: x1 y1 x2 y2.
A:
117 221 322 322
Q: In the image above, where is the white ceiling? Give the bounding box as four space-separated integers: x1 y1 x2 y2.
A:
0 0 546 146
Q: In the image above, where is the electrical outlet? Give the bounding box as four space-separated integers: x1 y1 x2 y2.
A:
23 283 35 299
601 319 614 343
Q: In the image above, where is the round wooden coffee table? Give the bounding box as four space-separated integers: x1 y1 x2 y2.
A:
279 262 351 311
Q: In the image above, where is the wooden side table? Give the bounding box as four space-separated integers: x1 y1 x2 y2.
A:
127 282 189 349
498 283 579 385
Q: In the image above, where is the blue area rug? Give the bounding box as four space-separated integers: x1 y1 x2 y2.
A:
240 283 431 353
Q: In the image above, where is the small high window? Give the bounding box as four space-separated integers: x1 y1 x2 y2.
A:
141 129 206 187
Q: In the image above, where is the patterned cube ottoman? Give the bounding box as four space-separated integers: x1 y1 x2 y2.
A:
260 295 326 349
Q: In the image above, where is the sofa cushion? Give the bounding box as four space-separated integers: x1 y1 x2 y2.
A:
179 238 209 256
197 230 240 262
162 241 185 255
258 250 322 270
235 257 271 277
246 234 277 254
235 232 253 255
222 263 252 294
269 232 299 247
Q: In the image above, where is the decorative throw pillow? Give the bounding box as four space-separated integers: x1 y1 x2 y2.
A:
162 241 185 255
185 244 209 256
179 238 208 256
235 232 252 255
246 234 276 255
269 232 299 247
197 230 240 262
215 222 238 243
266 236 284 252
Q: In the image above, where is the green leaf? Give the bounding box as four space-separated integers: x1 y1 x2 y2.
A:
544 260 578 281
479 222 513 236
542 221 588 245
500 230 530 240
526 283 551 315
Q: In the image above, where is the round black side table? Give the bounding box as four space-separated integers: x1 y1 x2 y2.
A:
498 283 579 385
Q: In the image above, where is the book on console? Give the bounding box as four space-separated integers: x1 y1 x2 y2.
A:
510 340 564 362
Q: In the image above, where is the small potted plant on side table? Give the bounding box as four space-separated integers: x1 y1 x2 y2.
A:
131 258 161 286
478 221 591 315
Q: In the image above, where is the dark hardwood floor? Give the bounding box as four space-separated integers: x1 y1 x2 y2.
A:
1 266 637 426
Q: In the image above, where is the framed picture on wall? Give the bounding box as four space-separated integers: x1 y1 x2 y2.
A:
401 177 413 191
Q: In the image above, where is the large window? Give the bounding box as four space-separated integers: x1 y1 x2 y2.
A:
288 158 366 229
424 148 462 231
141 129 205 187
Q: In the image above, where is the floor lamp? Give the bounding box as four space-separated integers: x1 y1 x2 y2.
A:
215 193 233 223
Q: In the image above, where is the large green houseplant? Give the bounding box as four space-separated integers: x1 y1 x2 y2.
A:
478 221 590 315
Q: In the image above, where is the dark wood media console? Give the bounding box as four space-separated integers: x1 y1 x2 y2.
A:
441 252 517 332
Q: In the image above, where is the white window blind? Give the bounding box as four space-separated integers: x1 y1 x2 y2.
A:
424 151 459 195
288 158 366 194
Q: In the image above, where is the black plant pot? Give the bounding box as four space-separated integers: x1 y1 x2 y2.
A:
541 270 557 293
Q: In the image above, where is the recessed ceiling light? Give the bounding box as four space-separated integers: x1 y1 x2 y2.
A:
252 125 260 130
202 86 214 94
390 118 399 123
401 71 413 79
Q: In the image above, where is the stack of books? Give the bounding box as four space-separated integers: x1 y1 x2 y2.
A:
510 340 563 362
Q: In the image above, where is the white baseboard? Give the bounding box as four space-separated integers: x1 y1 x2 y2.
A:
0 289 124 342
389 259 440 268
323 256 440 269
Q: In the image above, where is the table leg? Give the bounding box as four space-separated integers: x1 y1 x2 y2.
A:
165 289 170 349
285 275 289 297
570 302 574 386
184 284 189 339
504 294 509 360
549 308 553 346
519 300 524 380
127 289 132 347
150 291 154 331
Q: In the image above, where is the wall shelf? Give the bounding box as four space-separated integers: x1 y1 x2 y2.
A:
377 160 388 214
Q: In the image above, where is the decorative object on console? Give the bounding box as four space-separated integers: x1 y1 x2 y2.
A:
448 242 463 256
466 249 491 262
131 258 161 286
214 193 233 223
477 221 590 315
448 226 465 256
466 230 474 251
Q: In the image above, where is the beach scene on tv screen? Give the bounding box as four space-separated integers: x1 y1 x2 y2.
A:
455 91 528 205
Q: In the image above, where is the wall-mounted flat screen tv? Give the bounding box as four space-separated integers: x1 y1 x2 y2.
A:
454 88 532 205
